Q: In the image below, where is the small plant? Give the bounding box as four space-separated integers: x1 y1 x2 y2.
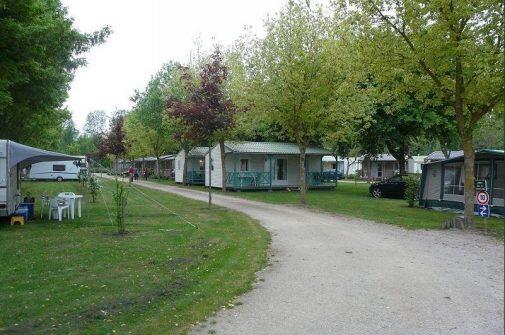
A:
112 178 128 234
78 169 89 186
88 175 100 203
353 170 360 184
404 174 421 207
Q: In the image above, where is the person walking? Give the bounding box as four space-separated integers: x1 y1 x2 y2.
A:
134 167 139 181
128 166 134 183
143 168 149 181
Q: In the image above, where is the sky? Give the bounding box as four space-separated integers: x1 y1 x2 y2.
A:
62 0 288 131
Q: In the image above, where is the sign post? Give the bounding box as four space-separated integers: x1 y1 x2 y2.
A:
476 190 490 233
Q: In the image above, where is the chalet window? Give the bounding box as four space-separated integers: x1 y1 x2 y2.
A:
444 163 464 195
53 165 66 172
198 159 205 171
377 164 383 178
240 159 249 172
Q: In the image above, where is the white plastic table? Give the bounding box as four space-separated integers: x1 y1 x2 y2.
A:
59 194 83 219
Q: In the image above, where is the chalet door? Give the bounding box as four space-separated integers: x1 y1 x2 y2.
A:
273 158 288 185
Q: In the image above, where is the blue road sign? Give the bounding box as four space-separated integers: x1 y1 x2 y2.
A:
477 205 490 217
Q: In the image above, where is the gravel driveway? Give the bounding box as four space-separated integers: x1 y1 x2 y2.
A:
124 179 504 335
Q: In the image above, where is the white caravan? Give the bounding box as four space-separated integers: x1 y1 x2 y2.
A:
0 140 80 217
28 158 85 181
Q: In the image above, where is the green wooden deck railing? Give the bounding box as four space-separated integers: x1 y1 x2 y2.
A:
186 170 205 184
226 172 272 188
225 171 338 188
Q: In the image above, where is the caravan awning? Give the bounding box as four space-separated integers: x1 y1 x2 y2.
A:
6 140 82 169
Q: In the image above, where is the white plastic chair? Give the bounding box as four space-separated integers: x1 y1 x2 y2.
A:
48 197 69 221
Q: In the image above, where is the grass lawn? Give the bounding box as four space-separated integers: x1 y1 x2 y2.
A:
160 179 503 239
0 179 269 334
230 182 504 239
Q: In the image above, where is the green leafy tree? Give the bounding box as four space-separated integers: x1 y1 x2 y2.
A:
129 63 181 178
57 120 79 153
0 0 110 145
243 0 341 204
84 111 109 137
354 0 504 223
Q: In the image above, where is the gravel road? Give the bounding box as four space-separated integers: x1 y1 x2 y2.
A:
107 178 504 335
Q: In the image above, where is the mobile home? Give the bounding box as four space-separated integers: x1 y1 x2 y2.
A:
132 155 175 179
420 149 504 216
359 154 401 180
205 141 337 190
322 156 359 178
28 158 85 181
174 147 207 184
0 140 80 217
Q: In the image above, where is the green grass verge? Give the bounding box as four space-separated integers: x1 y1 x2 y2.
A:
0 180 270 334
161 180 503 239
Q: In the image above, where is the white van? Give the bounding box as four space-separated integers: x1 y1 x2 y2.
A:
28 159 85 181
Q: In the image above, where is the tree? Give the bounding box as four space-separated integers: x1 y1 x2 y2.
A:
354 0 504 223
198 49 236 192
98 111 127 167
84 111 109 137
0 0 110 145
357 90 452 175
325 131 362 179
168 49 236 205
473 112 504 150
128 63 181 178
244 1 340 203
166 66 197 186
57 120 79 153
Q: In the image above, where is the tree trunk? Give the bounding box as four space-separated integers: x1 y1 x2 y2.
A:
454 55 474 226
441 147 451 159
182 149 187 186
155 157 160 179
208 146 212 208
397 155 406 176
462 136 475 227
299 145 307 205
220 140 226 192
386 142 406 176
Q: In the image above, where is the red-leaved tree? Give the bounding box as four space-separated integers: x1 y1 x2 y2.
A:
97 111 128 171
168 49 236 205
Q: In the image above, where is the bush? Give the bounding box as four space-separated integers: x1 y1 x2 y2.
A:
88 176 100 203
112 178 128 234
405 175 421 207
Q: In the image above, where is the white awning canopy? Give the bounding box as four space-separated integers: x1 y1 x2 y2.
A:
5 140 82 169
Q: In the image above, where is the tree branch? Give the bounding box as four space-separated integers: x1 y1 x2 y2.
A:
366 0 452 98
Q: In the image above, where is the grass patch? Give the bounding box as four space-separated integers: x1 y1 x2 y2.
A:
162 180 503 239
0 180 269 334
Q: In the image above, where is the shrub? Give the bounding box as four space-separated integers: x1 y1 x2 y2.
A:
112 178 128 234
88 176 100 203
353 170 360 184
405 175 421 207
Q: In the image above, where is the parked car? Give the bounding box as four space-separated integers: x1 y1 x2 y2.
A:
369 175 407 199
